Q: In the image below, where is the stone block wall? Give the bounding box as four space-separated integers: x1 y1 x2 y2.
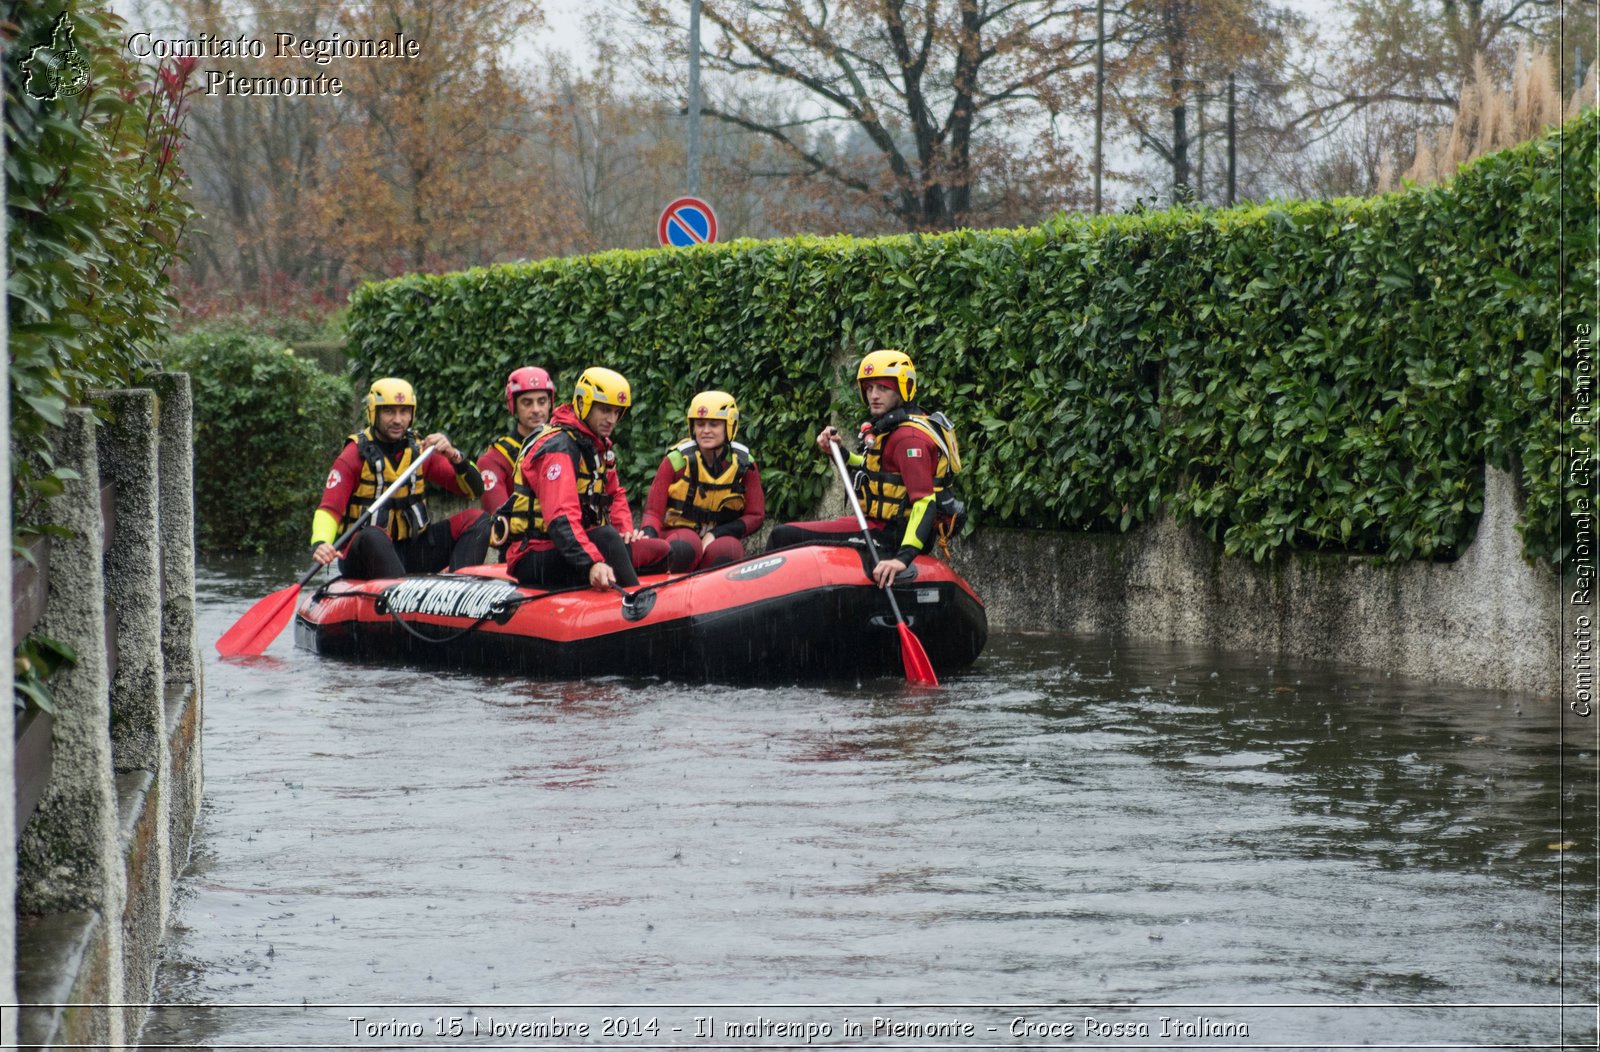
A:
3 377 203 1048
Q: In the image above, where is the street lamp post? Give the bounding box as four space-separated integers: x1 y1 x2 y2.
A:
1094 0 1104 214
1226 73 1236 207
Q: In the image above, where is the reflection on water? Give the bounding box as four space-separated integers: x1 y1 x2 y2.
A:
139 555 1596 1049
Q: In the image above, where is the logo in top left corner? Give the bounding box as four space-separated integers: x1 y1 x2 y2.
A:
23 12 91 102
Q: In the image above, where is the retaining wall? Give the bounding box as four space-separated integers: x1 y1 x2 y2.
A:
956 465 1556 697
4 378 203 1048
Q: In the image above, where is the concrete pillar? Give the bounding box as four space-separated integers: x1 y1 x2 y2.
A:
16 407 126 1048
149 372 198 691
151 371 203 894
94 388 169 1026
96 388 163 774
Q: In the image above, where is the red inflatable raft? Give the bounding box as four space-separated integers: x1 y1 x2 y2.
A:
293 542 987 683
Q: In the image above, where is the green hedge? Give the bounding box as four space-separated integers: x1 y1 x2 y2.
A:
348 111 1597 566
166 326 354 553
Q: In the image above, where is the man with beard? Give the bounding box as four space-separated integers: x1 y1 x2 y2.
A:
311 377 486 579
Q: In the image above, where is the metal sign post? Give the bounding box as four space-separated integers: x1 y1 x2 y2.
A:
688 0 702 195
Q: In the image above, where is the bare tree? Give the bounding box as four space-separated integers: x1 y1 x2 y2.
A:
541 50 661 250
533 39 804 250
160 0 345 295
1282 0 1595 196
1110 0 1305 204
1292 0 1580 140
631 0 1101 232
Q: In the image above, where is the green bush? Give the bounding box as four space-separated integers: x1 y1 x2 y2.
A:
347 112 1597 567
167 327 354 553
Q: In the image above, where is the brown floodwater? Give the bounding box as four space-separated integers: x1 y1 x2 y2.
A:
137 554 1596 1050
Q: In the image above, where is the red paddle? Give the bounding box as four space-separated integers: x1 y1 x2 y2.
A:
213 568 319 659
828 440 939 686
215 446 437 658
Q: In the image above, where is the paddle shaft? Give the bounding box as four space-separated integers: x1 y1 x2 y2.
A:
312 444 438 575
828 440 911 624
292 442 440 592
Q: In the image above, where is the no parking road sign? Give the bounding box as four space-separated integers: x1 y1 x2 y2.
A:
658 196 718 247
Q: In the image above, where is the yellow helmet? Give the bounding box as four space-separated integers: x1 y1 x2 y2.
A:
365 377 416 426
573 366 632 420
856 349 916 403
687 390 739 441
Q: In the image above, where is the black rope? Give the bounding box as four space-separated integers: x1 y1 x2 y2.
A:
487 585 587 610
384 607 496 645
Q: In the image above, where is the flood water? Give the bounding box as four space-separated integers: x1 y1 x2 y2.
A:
139 554 1597 1050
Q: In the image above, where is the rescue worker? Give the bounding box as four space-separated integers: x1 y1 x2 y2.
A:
476 366 556 513
641 390 766 571
499 367 674 590
311 377 488 580
765 349 961 588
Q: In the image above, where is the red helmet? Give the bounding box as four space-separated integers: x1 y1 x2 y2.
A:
505 367 555 415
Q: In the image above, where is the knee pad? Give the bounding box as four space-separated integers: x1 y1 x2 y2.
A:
765 524 799 551
667 539 698 572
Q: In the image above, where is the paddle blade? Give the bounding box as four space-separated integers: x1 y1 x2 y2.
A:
215 582 303 657
897 622 939 686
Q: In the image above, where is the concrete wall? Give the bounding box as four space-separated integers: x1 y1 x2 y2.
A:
6 379 203 1048
957 465 1557 697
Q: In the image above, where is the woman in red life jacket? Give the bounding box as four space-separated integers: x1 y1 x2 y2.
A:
642 390 765 572
765 349 960 588
476 366 556 513
498 367 674 590
310 377 487 579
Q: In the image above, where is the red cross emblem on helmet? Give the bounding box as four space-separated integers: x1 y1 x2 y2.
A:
863 364 875 375
696 406 708 416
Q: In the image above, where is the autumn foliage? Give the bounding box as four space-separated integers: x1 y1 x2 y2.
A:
170 0 586 307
